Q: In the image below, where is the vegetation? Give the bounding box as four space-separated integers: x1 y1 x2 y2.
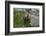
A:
13 8 39 28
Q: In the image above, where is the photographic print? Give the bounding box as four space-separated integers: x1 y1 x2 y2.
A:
5 1 45 35
13 8 39 28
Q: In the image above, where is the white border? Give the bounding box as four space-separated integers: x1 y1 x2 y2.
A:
10 4 43 32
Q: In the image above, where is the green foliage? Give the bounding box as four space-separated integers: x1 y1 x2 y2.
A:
13 10 31 28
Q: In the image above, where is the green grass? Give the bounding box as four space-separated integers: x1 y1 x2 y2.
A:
13 10 32 28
